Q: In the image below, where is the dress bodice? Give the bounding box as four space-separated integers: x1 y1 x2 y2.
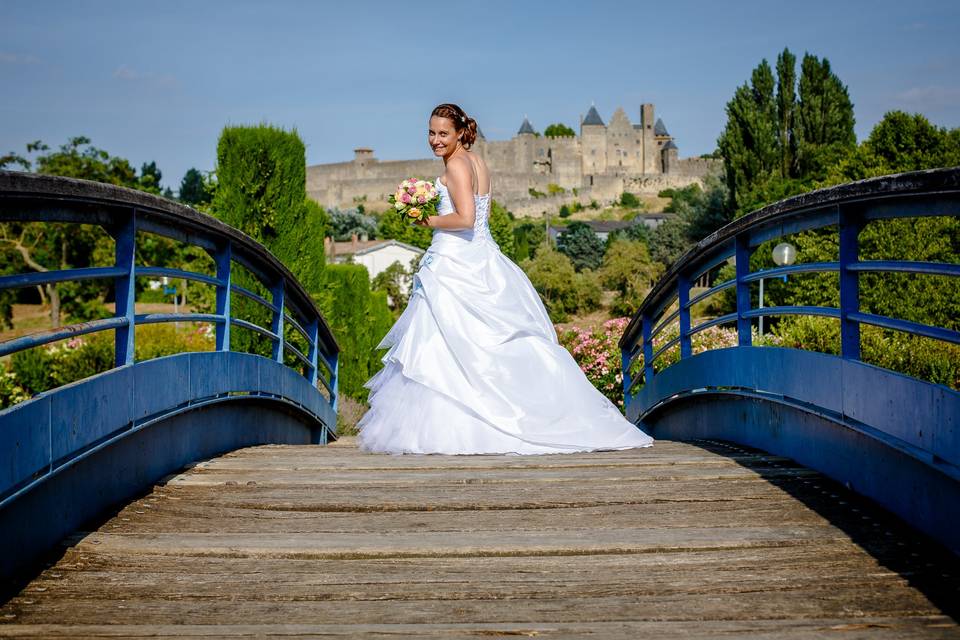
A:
435 176 493 242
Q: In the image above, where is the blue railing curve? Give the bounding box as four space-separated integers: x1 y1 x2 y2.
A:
619 167 960 553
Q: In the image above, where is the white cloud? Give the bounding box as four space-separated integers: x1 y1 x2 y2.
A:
0 52 40 64
112 65 177 88
895 86 960 108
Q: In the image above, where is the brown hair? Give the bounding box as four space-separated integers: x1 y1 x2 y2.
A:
431 103 478 149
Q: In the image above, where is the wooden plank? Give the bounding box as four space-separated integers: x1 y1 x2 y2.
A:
1 438 957 638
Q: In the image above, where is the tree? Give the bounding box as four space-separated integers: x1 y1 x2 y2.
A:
179 168 214 207
619 192 641 208
650 216 690 268
371 260 410 314
544 123 576 138
376 209 432 250
513 219 546 261
796 53 856 179
489 200 515 258
717 59 779 212
599 240 664 316
139 161 163 195
775 48 797 178
667 175 732 242
718 50 855 215
0 137 154 327
557 221 604 271
520 249 601 322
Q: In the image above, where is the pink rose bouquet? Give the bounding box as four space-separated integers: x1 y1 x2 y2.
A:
389 178 440 223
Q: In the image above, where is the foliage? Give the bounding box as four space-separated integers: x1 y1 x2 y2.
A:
489 200 516 258
650 216 690 268
558 205 571 218
370 260 410 314
557 221 604 271
376 208 433 250
313 264 393 402
528 187 546 198
328 207 378 241
718 49 856 215
3 324 215 408
772 316 960 390
547 183 565 195
619 192 640 208
179 168 215 207
606 221 651 248
664 175 732 242
520 249 601 322
557 317 630 407
544 123 576 138
513 219 546 261
599 240 664 316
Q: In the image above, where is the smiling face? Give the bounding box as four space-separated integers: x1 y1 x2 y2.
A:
428 115 461 159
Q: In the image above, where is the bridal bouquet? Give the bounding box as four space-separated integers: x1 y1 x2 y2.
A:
390 178 440 223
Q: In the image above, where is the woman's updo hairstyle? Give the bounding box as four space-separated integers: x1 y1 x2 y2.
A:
431 103 478 149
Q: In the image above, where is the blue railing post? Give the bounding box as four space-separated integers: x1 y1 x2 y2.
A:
642 313 654 384
307 318 320 387
215 241 232 352
735 234 753 346
839 205 862 360
328 353 339 415
271 279 285 363
678 273 692 359
112 211 136 366
620 345 633 412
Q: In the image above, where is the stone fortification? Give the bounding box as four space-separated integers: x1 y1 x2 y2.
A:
307 103 722 217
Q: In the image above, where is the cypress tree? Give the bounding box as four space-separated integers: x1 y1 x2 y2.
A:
796 54 856 178
775 48 797 178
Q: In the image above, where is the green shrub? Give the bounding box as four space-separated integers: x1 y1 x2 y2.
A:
520 249 601 322
313 263 393 401
619 192 640 208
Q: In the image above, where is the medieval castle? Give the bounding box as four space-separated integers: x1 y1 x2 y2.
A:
306 103 720 217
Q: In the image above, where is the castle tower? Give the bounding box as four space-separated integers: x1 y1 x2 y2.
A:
580 104 607 177
661 140 678 174
515 117 536 173
639 104 658 174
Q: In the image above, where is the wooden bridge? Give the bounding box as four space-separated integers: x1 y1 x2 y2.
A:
1 170 959 637
2 438 958 638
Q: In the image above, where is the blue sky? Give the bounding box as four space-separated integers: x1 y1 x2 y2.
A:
2 0 958 192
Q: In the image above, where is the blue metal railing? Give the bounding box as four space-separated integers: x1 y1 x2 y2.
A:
621 167 960 402
0 171 337 397
617 167 960 554
0 171 340 508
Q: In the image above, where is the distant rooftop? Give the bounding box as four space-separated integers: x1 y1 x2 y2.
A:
654 118 670 136
518 118 536 135
582 105 604 126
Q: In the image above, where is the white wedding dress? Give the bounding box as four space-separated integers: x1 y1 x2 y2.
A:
356 177 654 454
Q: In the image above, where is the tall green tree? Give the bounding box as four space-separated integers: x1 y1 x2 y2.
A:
139 161 163 194
717 60 779 212
489 200 516 258
557 221 604 272
796 53 856 179
775 48 797 178
178 167 214 207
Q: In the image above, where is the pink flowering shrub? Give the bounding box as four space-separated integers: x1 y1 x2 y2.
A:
559 317 782 403
557 317 630 407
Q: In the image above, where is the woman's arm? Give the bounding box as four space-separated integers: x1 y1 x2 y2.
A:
423 158 476 230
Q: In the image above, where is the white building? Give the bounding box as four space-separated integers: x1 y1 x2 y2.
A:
326 236 424 295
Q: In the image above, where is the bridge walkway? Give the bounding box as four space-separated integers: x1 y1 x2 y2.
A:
1 439 958 638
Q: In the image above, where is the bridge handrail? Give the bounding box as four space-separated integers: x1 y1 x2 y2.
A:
0 170 339 405
620 167 960 394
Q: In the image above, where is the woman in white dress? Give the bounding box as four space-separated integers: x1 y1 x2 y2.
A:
356 103 653 454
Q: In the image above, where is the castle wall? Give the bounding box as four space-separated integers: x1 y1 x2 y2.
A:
305 104 725 217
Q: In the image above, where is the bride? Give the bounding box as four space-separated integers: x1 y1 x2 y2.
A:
356 103 653 455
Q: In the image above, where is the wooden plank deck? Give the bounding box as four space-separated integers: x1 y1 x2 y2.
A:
1 437 958 639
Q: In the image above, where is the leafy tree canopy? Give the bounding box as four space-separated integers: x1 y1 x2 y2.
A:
544 123 576 138
557 221 605 272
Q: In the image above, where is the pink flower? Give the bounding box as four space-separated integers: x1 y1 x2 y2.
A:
401 193 411 203
417 195 426 203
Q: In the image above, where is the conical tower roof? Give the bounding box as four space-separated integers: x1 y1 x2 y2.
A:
662 140 678 151
582 105 604 126
654 118 670 136
518 117 536 135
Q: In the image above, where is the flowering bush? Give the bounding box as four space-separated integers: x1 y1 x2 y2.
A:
557 317 630 407
1 323 215 410
389 178 440 223
558 317 779 404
